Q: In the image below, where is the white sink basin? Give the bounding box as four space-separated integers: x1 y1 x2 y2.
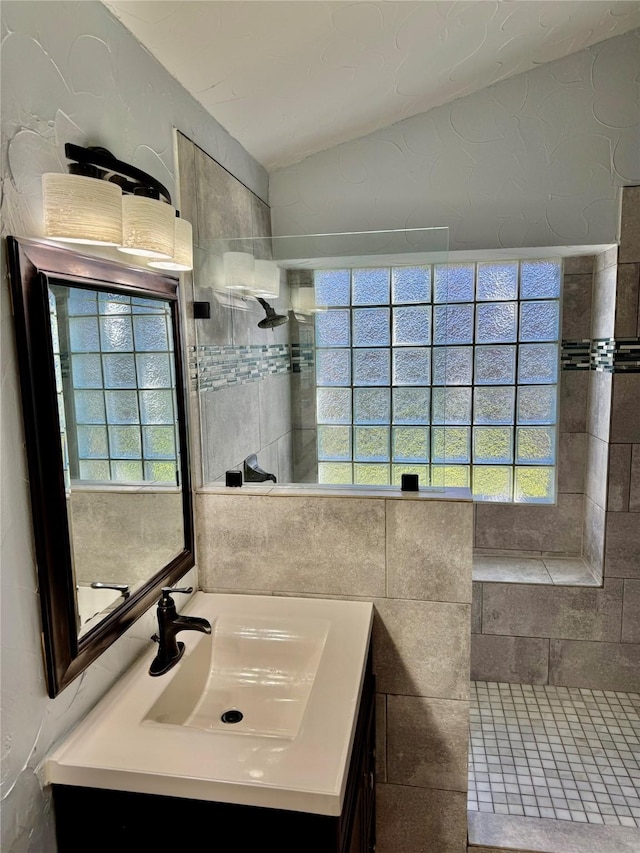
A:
45 593 373 816
144 613 330 738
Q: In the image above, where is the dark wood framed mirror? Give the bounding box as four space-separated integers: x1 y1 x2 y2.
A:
7 236 195 697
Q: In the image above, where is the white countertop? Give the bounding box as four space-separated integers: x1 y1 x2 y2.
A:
45 592 374 816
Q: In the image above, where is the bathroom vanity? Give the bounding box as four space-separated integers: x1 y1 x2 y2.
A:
47 593 375 852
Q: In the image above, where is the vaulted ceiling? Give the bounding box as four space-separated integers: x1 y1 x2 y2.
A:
104 1 640 171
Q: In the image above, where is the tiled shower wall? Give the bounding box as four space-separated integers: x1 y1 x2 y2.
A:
196 489 473 853
176 132 293 486
471 187 640 693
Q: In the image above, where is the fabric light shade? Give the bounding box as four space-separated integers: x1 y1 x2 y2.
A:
292 285 324 313
119 195 175 259
42 173 123 246
148 217 193 271
223 251 255 291
253 259 280 299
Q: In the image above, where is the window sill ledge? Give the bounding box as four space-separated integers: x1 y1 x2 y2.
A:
472 553 600 587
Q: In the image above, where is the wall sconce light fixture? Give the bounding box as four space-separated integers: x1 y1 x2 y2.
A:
291 285 326 319
42 144 193 270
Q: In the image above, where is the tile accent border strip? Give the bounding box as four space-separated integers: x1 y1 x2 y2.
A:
189 344 291 391
562 338 640 373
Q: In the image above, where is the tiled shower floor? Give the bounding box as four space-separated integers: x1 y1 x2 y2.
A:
468 681 640 828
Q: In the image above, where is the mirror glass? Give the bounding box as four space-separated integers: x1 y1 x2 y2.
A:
8 236 194 697
47 284 184 637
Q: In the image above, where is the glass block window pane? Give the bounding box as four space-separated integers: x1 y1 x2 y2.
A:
105 390 140 424
392 464 428 486
109 425 142 459
475 346 516 385
69 317 100 351
433 304 474 344
318 462 353 484
473 466 513 501
79 460 110 480
477 262 518 301
354 464 390 485
354 388 390 424
353 308 390 347
71 354 103 388
353 349 390 385
432 427 471 464
520 260 561 299
392 388 430 424
77 425 108 458
476 302 517 343
142 426 176 460
474 387 515 425
432 388 472 424
68 291 98 315
352 268 389 305
432 347 473 386
354 427 389 462
74 390 105 424
473 427 514 464
317 388 352 424
393 348 430 385
434 264 474 303
144 461 177 484
516 426 556 464
140 390 175 425
393 306 431 345
517 385 556 424
316 349 351 386
111 460 144 481
514 466 555 503
100 316 134 351
392 427 429 462
518 344 558 384
99 292 131 314
519 301 559 342
102 354 137 388
392 266 431 303
314 270 350 306
133 315 168 351
315 310 350 347
431 465 470 488
136 353 172 388
318 426 351 461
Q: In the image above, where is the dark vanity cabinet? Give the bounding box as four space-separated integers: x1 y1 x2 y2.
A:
52 650 376 853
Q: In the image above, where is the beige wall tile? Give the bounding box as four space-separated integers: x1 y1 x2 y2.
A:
608 444 632 512
475 494 583 553
591 263 617 339
557 432 586 495
611 374 640 444
562 274 592 340
376 784 467 853
387 695 469 792
584 434 608 509
559 371 588 433
615 263 640 337
482 580 623 641
550 639 640 692
373 599 470 700
471 583 482 633
471 634 549 684
605 511 640 578
583 495 605 574
196 494 386 596
622 579 640 644
630 444 640 512
386 500 472 603
586 370 612 443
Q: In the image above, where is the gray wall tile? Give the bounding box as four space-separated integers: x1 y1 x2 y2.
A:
176 131 198 245
474 494 583 553
376 693 387 783
376 784 467 853
194 145 253 250
471 583 482 633
594 245 618 273
615 263 640 337
201 383 261 482
471 634 549 684
386 501 473 603
258 373 292 448
584 434 608 509
583 495 605 574
605 511 640 578
562 274 592 339
373 599 470 700
608 444 631 512
549 639 640 691
610 374 640 444
557 432 586 495
196 494 387 596
619 185 640 264
559 371 588 433
481 580 623 641
387 695 469 792
586 370 612 443
591 263 617 339
563 256 594 276
630 444 640 512
622 579 640 643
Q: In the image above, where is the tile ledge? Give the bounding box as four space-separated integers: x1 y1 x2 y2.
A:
197 484 472 501
468 811 639 853
472 555 601 587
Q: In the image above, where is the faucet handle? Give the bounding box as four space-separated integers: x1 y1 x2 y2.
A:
158 586 193 606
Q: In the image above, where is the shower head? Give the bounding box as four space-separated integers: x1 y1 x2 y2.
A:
256 297 288 329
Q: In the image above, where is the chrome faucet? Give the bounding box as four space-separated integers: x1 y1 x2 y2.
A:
149 587 211 677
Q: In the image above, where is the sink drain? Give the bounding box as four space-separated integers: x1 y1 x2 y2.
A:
221 709 243 724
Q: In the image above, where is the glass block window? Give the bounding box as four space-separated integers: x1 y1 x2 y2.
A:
62 288 178 485
314 260 560 503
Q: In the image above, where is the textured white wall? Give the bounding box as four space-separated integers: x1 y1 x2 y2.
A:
270 28 640 251
0 3 265 850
